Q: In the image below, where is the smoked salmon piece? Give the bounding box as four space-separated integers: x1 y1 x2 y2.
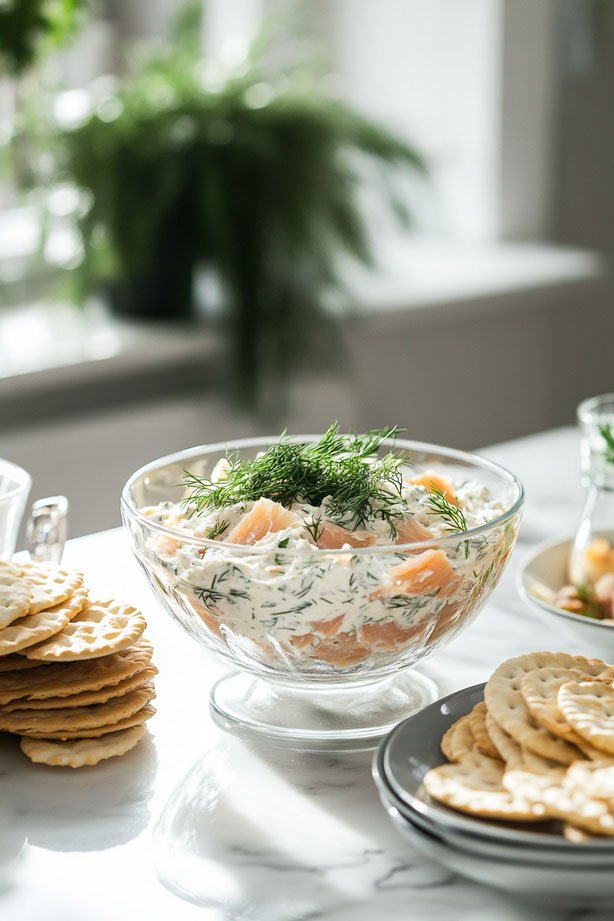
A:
358 619 427 647
153 535 182 559
385 548 461 598
314 635 372 666
429 602 465 645
395 518 434 545
314 522 375 549
307 613 346 635
410 471 459 506
226 497 298 545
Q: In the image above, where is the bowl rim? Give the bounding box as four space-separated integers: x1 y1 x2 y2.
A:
120 435 525 557
519 535 614 633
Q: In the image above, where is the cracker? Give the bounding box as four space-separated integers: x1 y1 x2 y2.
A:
20 725 146 768
1 669 157 711
484 653 588 765
521 667 596 742
18 563 83 615
24 598 146 662
0 655 43 673
440 714 474 762
0 588 86 657
0 686 155 734
574 735 614 761
502 768 559 802
485 712 524 767
520 747 566 776
542 786 614 837
423 753 544 821
468 702 500 759
505 769 614 837
558 680 614 755
22 702 156 739
0 638 153 704
0 565 32 629
565 761 614 800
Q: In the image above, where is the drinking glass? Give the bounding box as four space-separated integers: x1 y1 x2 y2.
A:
0 459 31 560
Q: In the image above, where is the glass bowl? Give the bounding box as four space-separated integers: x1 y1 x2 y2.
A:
121 436 524 750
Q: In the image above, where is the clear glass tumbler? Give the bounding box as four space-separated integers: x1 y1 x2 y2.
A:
0 459 31 560
570 394 614 587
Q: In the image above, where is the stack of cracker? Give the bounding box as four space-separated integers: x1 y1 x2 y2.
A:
0 559 156 768
424 651 614 839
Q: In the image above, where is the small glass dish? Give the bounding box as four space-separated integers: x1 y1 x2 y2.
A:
121 436 523 750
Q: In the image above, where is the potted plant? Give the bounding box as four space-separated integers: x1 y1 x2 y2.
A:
49 15 426 403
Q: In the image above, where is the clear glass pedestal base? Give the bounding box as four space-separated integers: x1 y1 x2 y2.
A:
209 669 439 751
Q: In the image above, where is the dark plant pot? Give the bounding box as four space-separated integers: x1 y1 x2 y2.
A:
106 231 196 322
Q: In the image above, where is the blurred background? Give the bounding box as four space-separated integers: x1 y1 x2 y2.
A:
1 0 613 536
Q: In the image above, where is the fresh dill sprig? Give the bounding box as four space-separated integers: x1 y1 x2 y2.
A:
426 487 468 533
203 518 229 540
182 422 409 532
304 515 324 542
600 423 614 465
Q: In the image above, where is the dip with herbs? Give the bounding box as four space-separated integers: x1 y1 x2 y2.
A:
143 426 515 667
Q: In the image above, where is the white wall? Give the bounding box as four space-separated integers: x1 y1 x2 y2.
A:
3 265 610 539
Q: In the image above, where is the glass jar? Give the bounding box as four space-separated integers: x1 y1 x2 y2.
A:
570 394 614 588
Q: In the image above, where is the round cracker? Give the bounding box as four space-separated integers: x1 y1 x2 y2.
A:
1 669 157 711
485 711 524 767
468 701 500 760
558 680 614 755
505 768 614 837
0 638 153 704
24 598 146 662
423 753 544 821
18 563 84 615
22 702 156 740
440 713 474 762
0 685 155 734
484 653 590 765
565 760 614 800
521 665 610 744
0 588 86 657
20 725 146 768
0 565 32 628
0 655 44 673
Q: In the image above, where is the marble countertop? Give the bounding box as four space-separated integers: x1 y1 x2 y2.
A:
1 426 610 921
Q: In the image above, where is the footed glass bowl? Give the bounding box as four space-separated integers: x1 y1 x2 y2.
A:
121 437 523 750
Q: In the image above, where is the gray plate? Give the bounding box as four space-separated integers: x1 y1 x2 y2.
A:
378 683 614 852
373 763 614 866
383 802 614 904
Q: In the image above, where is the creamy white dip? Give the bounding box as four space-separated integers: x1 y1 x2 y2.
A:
141 471 513 664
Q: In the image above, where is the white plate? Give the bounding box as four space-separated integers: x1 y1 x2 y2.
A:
519 537 614 660
384 803 614 905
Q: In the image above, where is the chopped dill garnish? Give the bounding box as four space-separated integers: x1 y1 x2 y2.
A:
182 422 409 532
274 536 290 565
600 423 614 465
426 486 471 557
304 515 324 543
425 487 468 533
203 518 229 540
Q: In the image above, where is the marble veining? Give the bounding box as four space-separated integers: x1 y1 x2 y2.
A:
1 427 613 920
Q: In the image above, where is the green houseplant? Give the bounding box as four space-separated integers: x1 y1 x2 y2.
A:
53 22 426 403
0 0 82 75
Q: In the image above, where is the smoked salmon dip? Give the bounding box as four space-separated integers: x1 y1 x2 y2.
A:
133 428 522 672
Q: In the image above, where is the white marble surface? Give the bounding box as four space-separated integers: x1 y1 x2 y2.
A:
1 426 611 921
